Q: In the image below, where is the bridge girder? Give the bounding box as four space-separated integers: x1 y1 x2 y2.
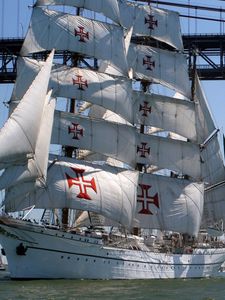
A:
0 35 225 83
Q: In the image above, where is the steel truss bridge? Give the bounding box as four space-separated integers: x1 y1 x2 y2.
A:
0 34 225 84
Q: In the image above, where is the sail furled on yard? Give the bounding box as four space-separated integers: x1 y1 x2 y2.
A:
4 158 138 228
128 44 190 98
135 173 204 236
21 7 128 76
118 1 183 50
0 50 54 171
52 111 201 178
35 0 121 25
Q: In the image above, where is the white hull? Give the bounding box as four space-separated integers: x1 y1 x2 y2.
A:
0 217 225 279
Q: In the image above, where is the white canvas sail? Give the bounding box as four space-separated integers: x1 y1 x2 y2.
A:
21 7 128 76
11 57 197 142
135 173 204 236
35 0 121 25
4 158 203 237
133 91 196 141
52 110 137 167
200 135 225 185
12 56 196 138
203 182 225 227
119 1 183 50
10 57 133 123
0 50 54 170
4 158 138 228
195 75 216 143
128 43 190 98
193 74 225 184
0 92 56 190
137 133 201 179
52 111 201 178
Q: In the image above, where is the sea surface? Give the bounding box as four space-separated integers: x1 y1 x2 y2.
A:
0 272 225 300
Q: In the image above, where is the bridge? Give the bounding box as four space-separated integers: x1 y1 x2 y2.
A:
0 34 225 83
1 0 225 83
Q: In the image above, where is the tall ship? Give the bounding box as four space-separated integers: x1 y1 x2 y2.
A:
0 0 225 279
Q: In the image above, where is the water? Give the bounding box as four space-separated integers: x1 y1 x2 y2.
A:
0 274 225 300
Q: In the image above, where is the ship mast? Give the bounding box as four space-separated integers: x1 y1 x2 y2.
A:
61 7 80 230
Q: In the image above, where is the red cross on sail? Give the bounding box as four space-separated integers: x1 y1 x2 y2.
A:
145 15 158 30
74 26 89 42
137 142 150 158
143 55 155 71
139 101 152 117
72 75 88 90
65 167 97 200
137 184 159 215
68 123 84 140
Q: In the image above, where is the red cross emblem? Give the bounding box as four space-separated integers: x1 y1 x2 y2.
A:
139 101 151 117
137 142 150 158
72 75 88 90
68 123 84 140
66 167 97 200
145 15 158 30
137 184 159 215
143 55 155 71
74 26 89 42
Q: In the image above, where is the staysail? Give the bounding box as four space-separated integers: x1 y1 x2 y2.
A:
0 50 54 170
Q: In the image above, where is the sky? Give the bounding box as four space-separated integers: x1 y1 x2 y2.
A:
0 0 225 138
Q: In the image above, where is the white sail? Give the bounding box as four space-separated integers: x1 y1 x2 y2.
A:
52 110 137 167
135 173 204 236
193 74 225 184
203 182 225 227
3 180 39 212
0 92 56 190
133 91 196 141
200 135 225 185
0 50 54 170
35 0 121 25
52 111 201 178
119 1 183 50
21 7 128 76
137 133 200 179
4 158 138 228
12 56 197 141
195 75 216 143
10 57 133 123
128 43 190 98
